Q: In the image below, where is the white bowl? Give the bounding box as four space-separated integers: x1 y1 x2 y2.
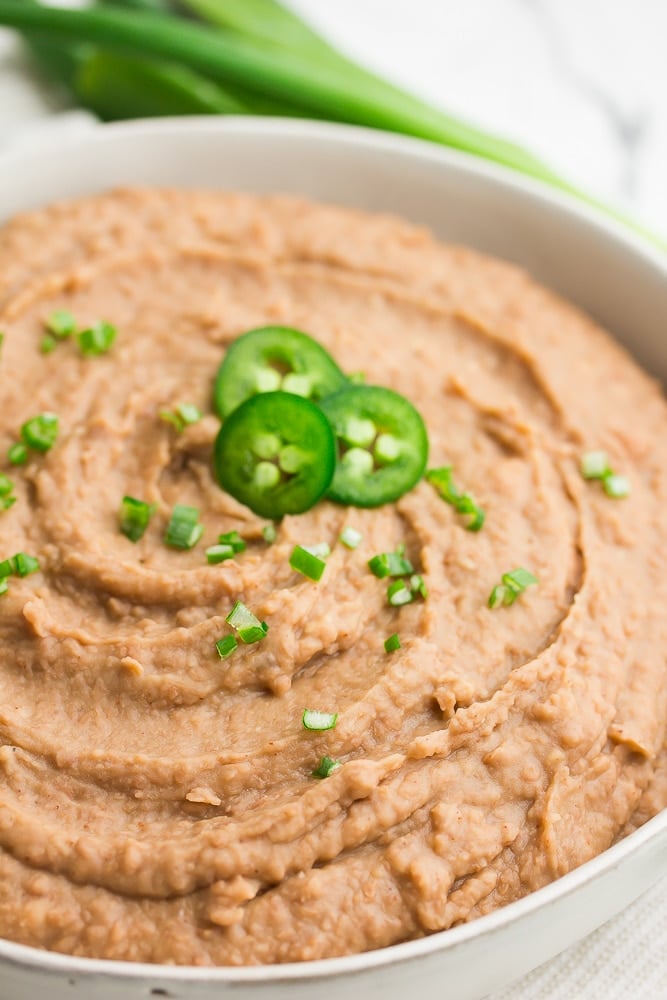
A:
0 118 665 1000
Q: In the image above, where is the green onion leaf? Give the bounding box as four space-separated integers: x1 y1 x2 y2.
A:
0 475 13 497
580 450 611 480
303 541 331 559
603 474 631 499
384 632 401 652
215 634 238 659
302 709 338 731
78 320 117 357
237 623 269 644
218 530 246 553
290 544 327 581
45 309 76 339
427 466 485 531
119 495 155 542
387 579 414 607
40 334 57 355
0 496 16 512
226 600 268 644
7 442 28 466
340 526 362 549
206 543 234 564
0 559 12 578
21 413 59 453
410 574 428 599
11 552 40 577
160 402 203 432
488 567 538 608
368 549 413 578
164 503 204 549
312 755 341 778
262 523 277 544
0 578 7 597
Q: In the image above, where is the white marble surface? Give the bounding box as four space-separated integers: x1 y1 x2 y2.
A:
0 2 666 998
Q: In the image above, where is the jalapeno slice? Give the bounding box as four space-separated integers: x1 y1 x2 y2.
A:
319 386 429 507
214 326 346 419
213 391 336 518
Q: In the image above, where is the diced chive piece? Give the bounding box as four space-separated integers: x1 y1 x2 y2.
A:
215 634 238 659
175 403 202 426
159 408 184 431
0 578 7 596
302 709 338 732
456 493 486 532
45 309 76 339
40 335 57 355
206 543 234 564
11 553 40 577
603 474 631 499
78 320 117 357
0 496 16 512
580 450 611 480
303 542 331 559
312 755 342 779
218 530 246 554
426 465 460 503
368 549 413 579
20 413 59 453
488 567 538 608
387 579 414 607
340 526 363 550
410 574 428 599
119 496 155 543
0 559 12 578
226 601 268 644
262 523 277 544
290 544 327 582
427 466 485 532
164 503 204 550
7 443 28 466
0 475 13 497
384 633 401 653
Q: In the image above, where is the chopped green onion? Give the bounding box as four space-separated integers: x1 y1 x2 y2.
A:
603 474 631 499
0 578 7 597
303 541 331 559
384 632 401 652
427 466 485 531
290 544 327 582
0 496 15 512
368 549 413 579
488 567 538 608
45 309 76 339
340 526 362 549
119 495 155 542
8 442 27 466
78 320 117 357
206 543 234 564
312 755 342 778
302 709 338 731
262 523 277 544
387 579 414 607
580 450 611 480
11 552 40 577
21 413 58 453
410 574 428 599
0 474 13 497
215 634 238 659
160 402 203 432
0 559 12 578
164 503 204 549
218 530 246 553
226 600 268 644
40 334 57 355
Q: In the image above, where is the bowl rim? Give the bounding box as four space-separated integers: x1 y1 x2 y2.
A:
0 114 665 983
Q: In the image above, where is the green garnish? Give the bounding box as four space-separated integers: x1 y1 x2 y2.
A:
262 523 277 544
426 466 485 531
218 530 246 553
368 548 413 579
0 475 13 497
290 544 327 582
302 709 338 731
40 335 57 355
580 451 630 500
206 543 234 564
312 755 341 778
7 442 27 466
0 578 7 597
0 496 16 512
215 634 238 659
488 567 538 609
21 413 59 453
384 633 401 653
226 600 268 644
164 503 204 549
410 574 428 599
45 309 76 339
159 402 203 432
78 320 117 357
339 526 362 550
387 579 414 607
119 496 155 542
0 552 40 579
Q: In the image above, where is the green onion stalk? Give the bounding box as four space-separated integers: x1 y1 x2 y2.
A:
0 0 662 250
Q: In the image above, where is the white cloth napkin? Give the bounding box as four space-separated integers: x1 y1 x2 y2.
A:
0 113 666 1000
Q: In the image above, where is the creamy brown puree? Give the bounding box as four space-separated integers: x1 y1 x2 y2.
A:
0 189 665 965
